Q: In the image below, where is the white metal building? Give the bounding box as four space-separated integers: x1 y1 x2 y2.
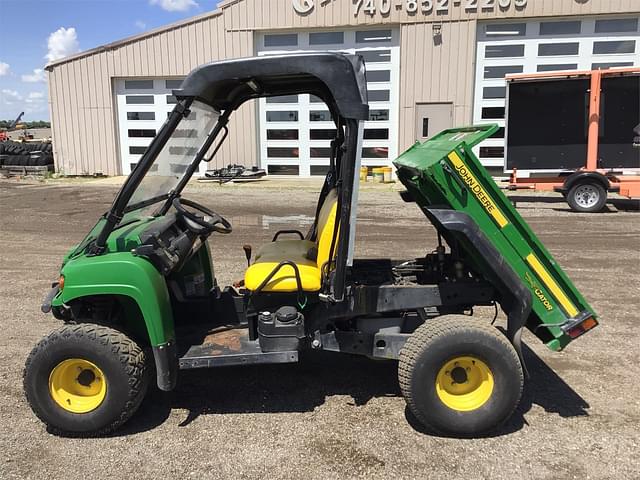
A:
46 0 640 177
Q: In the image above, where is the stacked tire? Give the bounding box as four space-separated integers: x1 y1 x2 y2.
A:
0 141 54 168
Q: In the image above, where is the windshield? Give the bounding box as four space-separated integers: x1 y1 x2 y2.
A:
125 100 219 212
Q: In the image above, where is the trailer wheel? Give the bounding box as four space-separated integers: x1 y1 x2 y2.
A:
23 323 149 436
567 181 607 213
398 316 523 436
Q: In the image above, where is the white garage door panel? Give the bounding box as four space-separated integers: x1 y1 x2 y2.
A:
474 16 640 174
115 78 208 176
258 28 400 177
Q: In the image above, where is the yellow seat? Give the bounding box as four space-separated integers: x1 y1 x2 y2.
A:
245 189 339 292
243 256 322 291
254 239 315 262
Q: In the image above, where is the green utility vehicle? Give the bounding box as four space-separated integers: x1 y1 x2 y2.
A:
24 53 598 437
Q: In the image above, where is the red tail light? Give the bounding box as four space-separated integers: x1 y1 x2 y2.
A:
564 316 598 339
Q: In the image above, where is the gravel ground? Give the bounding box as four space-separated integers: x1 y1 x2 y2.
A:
1 179 639 480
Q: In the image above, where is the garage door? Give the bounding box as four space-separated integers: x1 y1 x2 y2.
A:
257 28 400 177
115 78 188 175
473 16 640 175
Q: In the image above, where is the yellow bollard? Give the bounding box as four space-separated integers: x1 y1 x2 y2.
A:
383 166 393 183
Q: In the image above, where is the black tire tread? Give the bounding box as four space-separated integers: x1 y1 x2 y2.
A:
23 323 148 436
398 316 523 433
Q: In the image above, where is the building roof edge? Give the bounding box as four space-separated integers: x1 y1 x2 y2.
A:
46 5 230 70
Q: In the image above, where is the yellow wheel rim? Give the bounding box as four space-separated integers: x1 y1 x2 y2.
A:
49 358 107 413
435 356 494 412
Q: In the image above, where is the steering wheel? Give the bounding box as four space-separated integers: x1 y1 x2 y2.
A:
172 197 232 235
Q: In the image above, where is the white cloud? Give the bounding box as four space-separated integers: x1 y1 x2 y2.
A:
22 68 46 83
25 93 48 115
25 92 45 103
0 62 10 76
135 20 147 30
149 0 199 12
0 89 47 117
0 89 22 105
46 27 80 62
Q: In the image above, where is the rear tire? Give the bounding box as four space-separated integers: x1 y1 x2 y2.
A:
567 182 607 213
23 323 149 436
398 316 523 436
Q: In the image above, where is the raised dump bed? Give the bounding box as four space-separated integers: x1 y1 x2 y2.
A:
394 125 598 351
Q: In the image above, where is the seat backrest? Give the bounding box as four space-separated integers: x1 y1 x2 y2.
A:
316 188 339 271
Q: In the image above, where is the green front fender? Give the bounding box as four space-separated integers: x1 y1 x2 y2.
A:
52 252 174 346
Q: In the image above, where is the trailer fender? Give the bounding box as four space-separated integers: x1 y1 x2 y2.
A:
560 171 612 193
425 208 532 375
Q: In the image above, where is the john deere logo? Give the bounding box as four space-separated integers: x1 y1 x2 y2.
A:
292 0 314 14
524 272 554 312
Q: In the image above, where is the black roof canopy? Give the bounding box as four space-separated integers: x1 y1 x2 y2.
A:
174 52 369 120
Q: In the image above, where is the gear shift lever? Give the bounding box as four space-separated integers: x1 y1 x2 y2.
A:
243 245 252 266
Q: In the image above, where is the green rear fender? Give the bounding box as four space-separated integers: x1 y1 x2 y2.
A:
52 252 175 346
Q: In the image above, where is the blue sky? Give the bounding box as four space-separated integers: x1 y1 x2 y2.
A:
0 0 222 120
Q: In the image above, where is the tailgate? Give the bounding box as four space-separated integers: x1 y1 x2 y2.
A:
393 125 598 351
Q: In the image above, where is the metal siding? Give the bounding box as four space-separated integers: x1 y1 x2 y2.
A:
76 60 90 174
50 68 64 173
68 62 82 173
48 0 638 175
141 38 151 75
81 57 96 172
58 67 72 175
398 20 477 152
51 69 73 172
127 43 137 77
461 21 475 128
48 13 255 175
186 26 196 73
254 1 263 30
96 55 111 176
219 0 636 27
91 53 105 175
48 70 62 173
195 21 205 66
133 42 142 76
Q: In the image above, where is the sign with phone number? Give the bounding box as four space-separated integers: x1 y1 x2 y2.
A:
292 0 528 16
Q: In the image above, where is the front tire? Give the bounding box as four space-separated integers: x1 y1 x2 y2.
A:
398 316 523 436
24 323 149 436
567 182 607 213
